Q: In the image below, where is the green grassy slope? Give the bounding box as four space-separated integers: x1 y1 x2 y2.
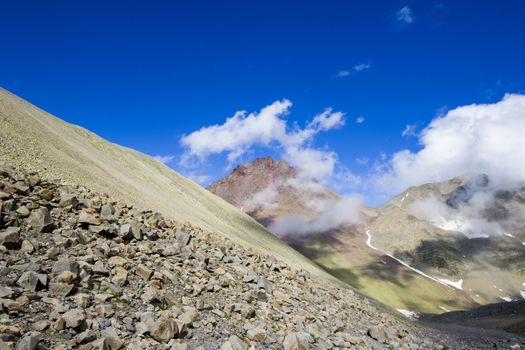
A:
287 228 476 314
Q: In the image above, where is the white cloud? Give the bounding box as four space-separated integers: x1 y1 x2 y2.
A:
356 116 365 124
408 192 506 238
308 108 345 131
353 62 372 72
336 70 351 78
153 155 175 164
335 61 372 78
401 124 417 138
374 94 525 195
181 100 355 183
396 6 415 24
180 100 290 165
268 195 362 237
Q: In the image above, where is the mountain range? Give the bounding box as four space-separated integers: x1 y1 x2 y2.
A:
1 87 524 348
209 157 525 316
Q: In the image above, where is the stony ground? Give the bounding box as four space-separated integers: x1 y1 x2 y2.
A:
1 167 524 350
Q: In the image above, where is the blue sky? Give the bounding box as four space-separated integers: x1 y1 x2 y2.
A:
1 1 524 204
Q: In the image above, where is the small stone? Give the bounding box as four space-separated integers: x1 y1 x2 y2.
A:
16 206 30 217
79 209 100 226
95 304 114 317
119 224 134 240
62 309 86 329
100 204 115 218
170 343 189 350
74 330 97 345
136 265 152 280
20 240 34 253
220 335 247 350
0 285 13 298
59 193 78 208
52 259 80 276
145 230 158 241
28 207 54 232
89 339 108 350
73 293 90 307
101 327 123 350
367 326 389 343
0 227 21 249
151 319 178 343
283 332 312 350
247 327 266 341
175 229 190 246
17 271 47 291
108 256 127 266
89 225 113 237
15 331 41 350
112 266 128 286
49 283 75 297
56 271 77 283
257 276 272 294
240 305 255 319
32 320 49 331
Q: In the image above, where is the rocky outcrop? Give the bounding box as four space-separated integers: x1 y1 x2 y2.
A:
0 167 523 349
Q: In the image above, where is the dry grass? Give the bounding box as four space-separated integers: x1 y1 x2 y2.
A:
0 87 339 284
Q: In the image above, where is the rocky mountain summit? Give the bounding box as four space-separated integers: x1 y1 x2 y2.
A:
1 167 523 349
208 158 475 314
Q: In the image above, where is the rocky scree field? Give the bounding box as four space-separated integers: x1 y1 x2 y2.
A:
1 167 524 349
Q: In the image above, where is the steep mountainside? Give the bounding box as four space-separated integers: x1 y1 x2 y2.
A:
208 158 475 314
2 167 522 349
0 87 335 284
367 175 525 306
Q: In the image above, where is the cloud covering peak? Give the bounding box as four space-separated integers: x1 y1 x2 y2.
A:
181 99 352 181
375 94 525 195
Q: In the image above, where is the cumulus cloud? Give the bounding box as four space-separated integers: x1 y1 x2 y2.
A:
245 183 280 212
396 6 415 24
181 100 365 237
268 195 362 237
374 94 525 195
408 193 504 238
181 100 356 184
356 116 365 124
153 155 175 164
180 100 291 165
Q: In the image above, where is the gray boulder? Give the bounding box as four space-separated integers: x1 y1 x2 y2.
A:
28 207 54 232
17 271 47 291
0 227 21 249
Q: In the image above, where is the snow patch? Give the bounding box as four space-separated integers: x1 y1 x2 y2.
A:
504 232 514 238
500 296 513 302
520 291 525 300
400 193 409 203
397 309 419 319
439 306 451 313
437 278 463 290
363 230 461 290
365 230 377 250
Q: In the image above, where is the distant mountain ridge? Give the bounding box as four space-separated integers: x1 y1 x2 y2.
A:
209 156 476 313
